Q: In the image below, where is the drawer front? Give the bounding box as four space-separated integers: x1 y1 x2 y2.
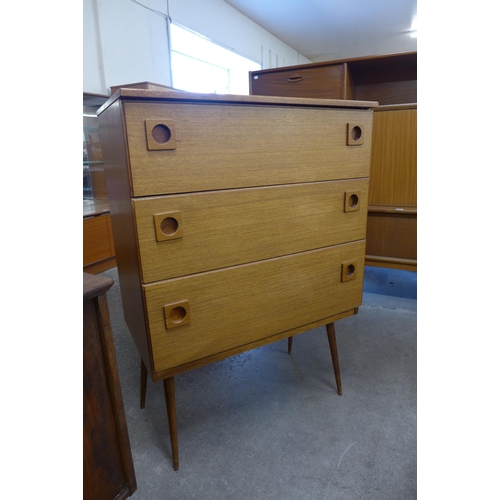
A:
144 241 365 372
366 212 417 261
250 64 345 99
124 101 372 196
134 179 369 282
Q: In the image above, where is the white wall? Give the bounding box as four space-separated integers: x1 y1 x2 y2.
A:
83 0 311 96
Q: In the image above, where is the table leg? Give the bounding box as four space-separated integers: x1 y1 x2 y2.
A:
325 322 342 395
163 377 179 471
287 337 293 354
140 359 147 409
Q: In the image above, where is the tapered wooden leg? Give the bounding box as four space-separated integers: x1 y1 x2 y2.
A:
140 359 147 409
326 322 342 395
287 336 293 354
163 377 179 471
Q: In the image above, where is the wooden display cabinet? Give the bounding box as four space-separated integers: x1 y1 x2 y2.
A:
366 103 416 269
250 52 417 271
84 93 116 273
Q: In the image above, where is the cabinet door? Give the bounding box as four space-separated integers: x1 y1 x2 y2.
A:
83 214 115 267
369 107 417 208
366 212 417 262
366 105 417 270
251 64 346 99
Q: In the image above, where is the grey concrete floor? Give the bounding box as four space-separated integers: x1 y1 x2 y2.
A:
101 265 417 500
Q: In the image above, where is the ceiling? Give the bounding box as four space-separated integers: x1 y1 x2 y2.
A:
224 0 417 62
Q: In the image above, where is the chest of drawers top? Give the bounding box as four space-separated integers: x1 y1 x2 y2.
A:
99 87 377 115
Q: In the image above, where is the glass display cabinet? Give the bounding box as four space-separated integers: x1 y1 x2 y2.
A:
83 93 116 273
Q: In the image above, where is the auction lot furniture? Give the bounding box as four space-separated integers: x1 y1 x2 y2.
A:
83 93 117 274
250 52 417 271
98 87 376 469
83 272 136 499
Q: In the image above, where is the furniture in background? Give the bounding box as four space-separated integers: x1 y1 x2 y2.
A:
98 86 375 469
83 272 137 499
84 93 116 274
250 52 417 271
110 81 176 95
367 103 416 268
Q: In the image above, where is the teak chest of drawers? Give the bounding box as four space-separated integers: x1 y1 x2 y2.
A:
98 88 376 470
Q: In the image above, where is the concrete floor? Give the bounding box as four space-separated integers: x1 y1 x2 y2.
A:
101 265 417 500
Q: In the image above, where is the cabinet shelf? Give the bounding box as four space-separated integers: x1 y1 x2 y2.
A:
368 206 417 215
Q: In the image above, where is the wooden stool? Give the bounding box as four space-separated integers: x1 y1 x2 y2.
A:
139 321 342 471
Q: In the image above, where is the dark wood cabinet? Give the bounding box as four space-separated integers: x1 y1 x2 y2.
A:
250 62 347 99
250 52 417 271
83 273 136 499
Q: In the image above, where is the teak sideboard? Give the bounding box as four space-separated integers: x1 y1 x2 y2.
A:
250 52 417 271
98 88 376 469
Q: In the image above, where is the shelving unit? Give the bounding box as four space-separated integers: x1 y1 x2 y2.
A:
250 52 417 271
83 93 116 273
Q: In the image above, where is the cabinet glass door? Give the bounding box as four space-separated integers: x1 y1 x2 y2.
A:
83 94 108 217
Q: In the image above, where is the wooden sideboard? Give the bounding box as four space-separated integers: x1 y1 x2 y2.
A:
98 87 376 469
367 103 416 269
83 273 136 499
250 52 417 271
83 211 116 273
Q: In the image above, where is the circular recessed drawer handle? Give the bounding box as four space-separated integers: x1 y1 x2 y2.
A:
153 211 184 242
341 261 358 282
286 75 305 83
164 300 191 329
145 119 177 150
347 123 365 146
344 191 361 212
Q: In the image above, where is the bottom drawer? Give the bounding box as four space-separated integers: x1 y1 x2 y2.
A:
144 241 366 373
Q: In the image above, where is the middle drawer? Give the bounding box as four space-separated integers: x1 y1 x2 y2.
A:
134 179 369 283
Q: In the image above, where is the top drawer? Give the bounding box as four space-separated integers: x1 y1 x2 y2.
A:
123 101 372 197
250 64 346 99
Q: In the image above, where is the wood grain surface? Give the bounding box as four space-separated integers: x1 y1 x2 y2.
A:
124 101 373 196
134 179 369 282
144 241 366 372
